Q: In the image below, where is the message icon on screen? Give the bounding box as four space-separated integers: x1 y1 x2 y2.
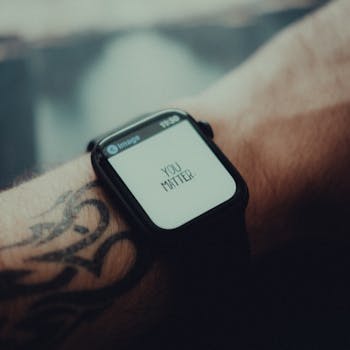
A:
106 144 119 156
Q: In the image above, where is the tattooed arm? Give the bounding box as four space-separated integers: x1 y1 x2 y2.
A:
2 0 350 349
0 156 168 349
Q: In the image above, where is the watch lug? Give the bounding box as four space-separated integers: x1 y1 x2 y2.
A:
87 140 96 152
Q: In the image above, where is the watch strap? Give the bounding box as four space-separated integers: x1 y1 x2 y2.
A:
155 205 250 348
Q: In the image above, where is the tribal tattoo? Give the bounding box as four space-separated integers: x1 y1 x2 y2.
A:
0 181 153 349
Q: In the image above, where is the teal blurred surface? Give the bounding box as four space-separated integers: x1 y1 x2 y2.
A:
0 1 328 188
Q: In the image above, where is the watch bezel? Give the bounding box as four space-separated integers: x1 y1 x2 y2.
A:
90 109 248 241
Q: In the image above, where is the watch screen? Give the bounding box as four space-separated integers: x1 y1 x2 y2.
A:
106 114 236 230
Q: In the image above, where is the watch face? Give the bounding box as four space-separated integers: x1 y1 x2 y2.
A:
100 111 237 230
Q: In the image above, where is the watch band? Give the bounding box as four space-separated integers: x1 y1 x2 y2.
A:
153 205 250 348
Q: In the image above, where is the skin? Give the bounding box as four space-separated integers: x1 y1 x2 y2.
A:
0 0 350 348
179 0 350 253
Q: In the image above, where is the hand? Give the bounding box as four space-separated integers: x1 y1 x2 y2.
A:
177 0 350 255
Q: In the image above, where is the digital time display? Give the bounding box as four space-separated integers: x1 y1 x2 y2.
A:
159 115 181 129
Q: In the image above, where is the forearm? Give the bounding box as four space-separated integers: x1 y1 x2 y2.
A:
0 138 251 349
0 155 169 349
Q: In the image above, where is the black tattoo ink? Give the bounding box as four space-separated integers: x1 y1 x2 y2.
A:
73 225 89 235
29 230 129 277
0 181 154 349
0 223 55 252
0 268 77 300
34 190 73 218
0 182 103 251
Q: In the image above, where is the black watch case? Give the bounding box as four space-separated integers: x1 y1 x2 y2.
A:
89 109 248 243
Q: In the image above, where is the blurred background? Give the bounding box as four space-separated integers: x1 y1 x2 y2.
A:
5 2 350 349
0 0 329 189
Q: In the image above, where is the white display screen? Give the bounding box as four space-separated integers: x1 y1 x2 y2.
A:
106 115 236 230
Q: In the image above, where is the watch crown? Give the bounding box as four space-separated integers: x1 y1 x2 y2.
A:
197 121 214 139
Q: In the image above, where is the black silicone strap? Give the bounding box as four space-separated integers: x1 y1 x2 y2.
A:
154 205 250 348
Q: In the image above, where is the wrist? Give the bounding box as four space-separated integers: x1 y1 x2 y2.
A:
0 154 171 348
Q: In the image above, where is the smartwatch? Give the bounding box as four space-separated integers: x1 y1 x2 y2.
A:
88 109 249 251
88 109 250 345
